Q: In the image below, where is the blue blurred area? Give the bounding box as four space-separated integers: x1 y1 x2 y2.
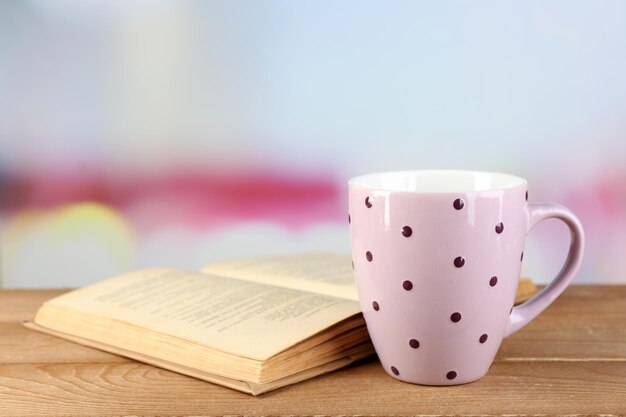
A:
1 0 625 173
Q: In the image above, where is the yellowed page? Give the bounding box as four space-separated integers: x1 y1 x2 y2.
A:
43 268 360 361
201 252 358 301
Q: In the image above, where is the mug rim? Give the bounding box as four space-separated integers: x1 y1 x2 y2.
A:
348 170 527 193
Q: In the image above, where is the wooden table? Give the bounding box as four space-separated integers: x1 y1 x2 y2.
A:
1 286 625 416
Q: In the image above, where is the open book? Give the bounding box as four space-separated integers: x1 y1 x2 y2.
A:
26 252 538 395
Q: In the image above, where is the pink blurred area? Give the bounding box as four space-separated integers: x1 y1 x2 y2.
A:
0 162 351 288
558 170 626 282
1 164 343 231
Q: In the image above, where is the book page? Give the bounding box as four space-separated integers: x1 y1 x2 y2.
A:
44 268 360 361
201 252 358 301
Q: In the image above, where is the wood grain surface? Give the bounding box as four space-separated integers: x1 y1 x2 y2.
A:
1 286 625 416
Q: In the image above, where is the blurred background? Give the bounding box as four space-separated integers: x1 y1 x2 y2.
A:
1 0 625 287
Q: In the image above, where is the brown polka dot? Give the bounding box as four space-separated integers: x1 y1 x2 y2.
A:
372 301 380 311
453 198 464 210
402 280 413 291
446 371 457 380
391 366 399 376
348 214 351 224
366 251 373 262
409 339 420 349
526 190 529 201
454 256 465 268
479 333 488 343
450 312 462 323
521 252 524 261
401 226 413 237
489 276 498 287
495 222 504 234
365 196 373 208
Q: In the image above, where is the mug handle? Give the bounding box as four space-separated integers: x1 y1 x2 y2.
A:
504 203 585 337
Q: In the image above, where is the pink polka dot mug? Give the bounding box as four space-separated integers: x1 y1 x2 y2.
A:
348 170 584 385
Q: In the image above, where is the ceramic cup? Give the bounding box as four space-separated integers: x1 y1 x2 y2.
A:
348 170 584 385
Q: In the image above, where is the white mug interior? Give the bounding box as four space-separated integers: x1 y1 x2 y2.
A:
349 170 527 193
